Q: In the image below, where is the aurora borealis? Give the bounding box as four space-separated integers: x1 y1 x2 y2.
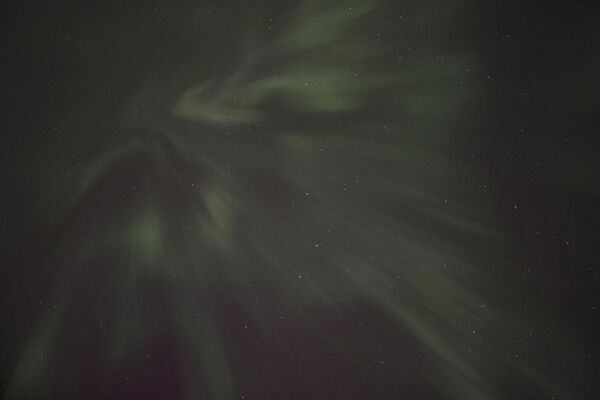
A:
1 1 599 399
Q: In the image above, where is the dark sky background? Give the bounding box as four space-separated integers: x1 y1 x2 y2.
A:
1 1 599 399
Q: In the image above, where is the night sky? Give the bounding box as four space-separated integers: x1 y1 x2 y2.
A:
1 1 599 399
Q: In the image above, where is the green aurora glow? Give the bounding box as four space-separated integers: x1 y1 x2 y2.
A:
1 1 596 399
